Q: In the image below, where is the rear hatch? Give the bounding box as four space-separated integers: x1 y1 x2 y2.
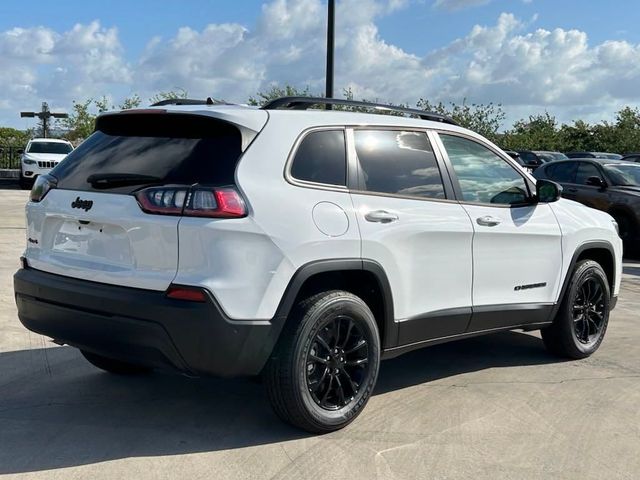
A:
24 110 260 290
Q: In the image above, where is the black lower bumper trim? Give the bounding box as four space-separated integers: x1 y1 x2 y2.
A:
14 267 280 377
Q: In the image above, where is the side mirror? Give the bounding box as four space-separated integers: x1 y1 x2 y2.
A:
17 149 24 154
586 176 606 188
536 179 562 203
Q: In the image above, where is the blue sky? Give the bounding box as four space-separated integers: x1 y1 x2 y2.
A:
1 0 640 128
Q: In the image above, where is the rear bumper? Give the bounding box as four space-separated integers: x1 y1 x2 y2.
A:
13 267 282 377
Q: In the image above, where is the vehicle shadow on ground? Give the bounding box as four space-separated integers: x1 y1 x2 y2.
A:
0 180 20 190
0 331 556 474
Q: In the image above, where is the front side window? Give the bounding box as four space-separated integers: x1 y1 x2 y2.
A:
575 162 602 185
353 130 445 199
440 134 529 205
290 130 346 186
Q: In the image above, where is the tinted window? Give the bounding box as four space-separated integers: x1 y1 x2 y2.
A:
51 114 242 193
440 135 529 205
575 162 602 185
537 154 555 163
603 164 640 186
545 162 577 183
28 142 73 154
354 130 445 199
290 130 346 186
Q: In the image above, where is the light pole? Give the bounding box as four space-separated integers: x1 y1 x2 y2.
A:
20 102 68 138
325 0 335 108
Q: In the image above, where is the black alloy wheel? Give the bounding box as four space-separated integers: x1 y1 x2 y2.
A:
572 277 606 345
305 315 370 410
542 259 610 359
264 290 380 433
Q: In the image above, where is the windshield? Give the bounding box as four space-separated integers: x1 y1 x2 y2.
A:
27 142 73 154
550 152 568 160
604 164 640 186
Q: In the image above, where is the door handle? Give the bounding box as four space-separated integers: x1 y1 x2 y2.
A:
365 210 399 223
476 215 502 227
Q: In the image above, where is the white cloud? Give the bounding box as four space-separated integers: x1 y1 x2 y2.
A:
0 21 130 125
1 0 640 129
433 0 492 11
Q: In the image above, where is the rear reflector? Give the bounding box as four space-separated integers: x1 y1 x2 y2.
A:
166 285 207 302
134 186 246 218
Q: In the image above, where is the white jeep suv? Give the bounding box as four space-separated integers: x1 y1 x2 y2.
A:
14 97 622 433
19 138 74 189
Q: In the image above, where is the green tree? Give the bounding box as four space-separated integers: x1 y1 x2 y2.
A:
557 120 594 152
62 99 96 141
247 85 314 106
62 95 143 141
417 98 506 143
149 88 188 105
0 127 31 146
501 112 558 150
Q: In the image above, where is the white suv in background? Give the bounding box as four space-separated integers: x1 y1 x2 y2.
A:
20 138 74 189
14 97 622 433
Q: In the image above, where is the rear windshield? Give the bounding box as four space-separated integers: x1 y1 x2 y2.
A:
28 142 73 154
51 113 243 193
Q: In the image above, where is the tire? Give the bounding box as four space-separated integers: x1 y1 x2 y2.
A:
18 173 32 190
81 350 152 375
264 290 381 433
541 260 610 359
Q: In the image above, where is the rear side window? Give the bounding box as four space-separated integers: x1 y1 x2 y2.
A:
51 113 243 193
575 162 602 184
353 130 445 199
546 162 577 183
290 130 346 186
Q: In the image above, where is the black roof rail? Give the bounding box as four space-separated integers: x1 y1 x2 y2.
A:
261 96 458 126
150 97 224 107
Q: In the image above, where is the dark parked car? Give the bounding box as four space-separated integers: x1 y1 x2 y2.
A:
503 150 532 172
565 152 623 160
621 153 640 163
534 159 640 254
517 150 568 169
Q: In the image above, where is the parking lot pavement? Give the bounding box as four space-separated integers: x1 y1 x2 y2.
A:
0 188 638 480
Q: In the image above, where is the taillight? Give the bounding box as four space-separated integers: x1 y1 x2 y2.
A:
166 285 207 302
30 174 57 202
135 187 188 215
184 187 246 218
134 186 247 218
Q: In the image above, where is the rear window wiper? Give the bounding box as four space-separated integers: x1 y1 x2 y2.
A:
87 173 164 189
